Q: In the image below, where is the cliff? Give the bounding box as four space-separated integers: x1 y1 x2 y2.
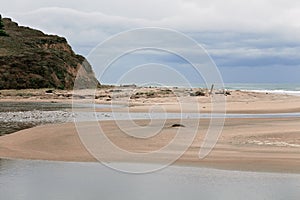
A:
0 16 100 89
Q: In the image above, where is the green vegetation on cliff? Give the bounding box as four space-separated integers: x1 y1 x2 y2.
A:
0 16 99 89
0 15 9 36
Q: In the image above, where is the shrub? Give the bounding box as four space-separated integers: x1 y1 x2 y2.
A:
0 15 9 36
0 29 9 36
0 14 3 29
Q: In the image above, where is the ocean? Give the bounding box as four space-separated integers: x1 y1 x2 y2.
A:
223 83 300 96
136 83 300 96
183 83 300 96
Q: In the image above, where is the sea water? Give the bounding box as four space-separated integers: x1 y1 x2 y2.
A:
223 83 300 96
143 83 300 96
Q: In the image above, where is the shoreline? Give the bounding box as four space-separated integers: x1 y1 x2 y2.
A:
2 155 300 175
1 156 299 175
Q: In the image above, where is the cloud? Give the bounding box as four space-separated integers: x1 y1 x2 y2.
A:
2 0 300 83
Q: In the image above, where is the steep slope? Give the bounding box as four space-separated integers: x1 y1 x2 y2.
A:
0 16 99 89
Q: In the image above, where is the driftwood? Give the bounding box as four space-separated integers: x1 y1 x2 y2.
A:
209 84 214 96
215 89 231 95
190 90 206 96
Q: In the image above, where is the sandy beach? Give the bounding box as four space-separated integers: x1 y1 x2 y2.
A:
1 88 300 114
0 88 300 173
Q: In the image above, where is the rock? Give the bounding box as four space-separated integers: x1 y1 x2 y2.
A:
45 89 53 93
225 91 231 95
171 123 185 128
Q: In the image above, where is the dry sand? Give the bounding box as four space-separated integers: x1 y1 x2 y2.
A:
0 88 300 173
1 88 300 114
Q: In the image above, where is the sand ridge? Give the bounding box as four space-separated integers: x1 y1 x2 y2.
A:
0 117 300 173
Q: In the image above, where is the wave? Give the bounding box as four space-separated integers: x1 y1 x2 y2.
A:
242 89 300 96
223 83 300 96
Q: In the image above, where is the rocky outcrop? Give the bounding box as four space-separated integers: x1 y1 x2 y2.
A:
0 16 100 89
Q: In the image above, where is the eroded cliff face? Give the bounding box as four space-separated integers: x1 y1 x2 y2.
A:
0 17 100 89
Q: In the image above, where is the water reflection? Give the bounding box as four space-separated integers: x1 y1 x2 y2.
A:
1 159 300 200
0 158 3 172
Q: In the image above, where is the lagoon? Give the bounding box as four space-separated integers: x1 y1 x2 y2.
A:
1 159 300 200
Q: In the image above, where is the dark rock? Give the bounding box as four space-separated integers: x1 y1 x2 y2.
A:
45 89 53 93
225 91 231 95
171 123 185 128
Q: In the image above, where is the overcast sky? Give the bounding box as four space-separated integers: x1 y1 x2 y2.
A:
1 0 300 84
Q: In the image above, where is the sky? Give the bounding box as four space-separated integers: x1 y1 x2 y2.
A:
1 0 300 85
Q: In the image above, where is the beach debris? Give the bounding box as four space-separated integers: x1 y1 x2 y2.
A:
209 84 214 96
190 91 205 96
130 95 139 99
120 84 137 88
130 91 157 99
95 94 111 99
190 89 206 96
45 89 54 94
62 93 72 98
225 90 231 95
171 123 185 128
109 89 122 93
215 89 231 96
